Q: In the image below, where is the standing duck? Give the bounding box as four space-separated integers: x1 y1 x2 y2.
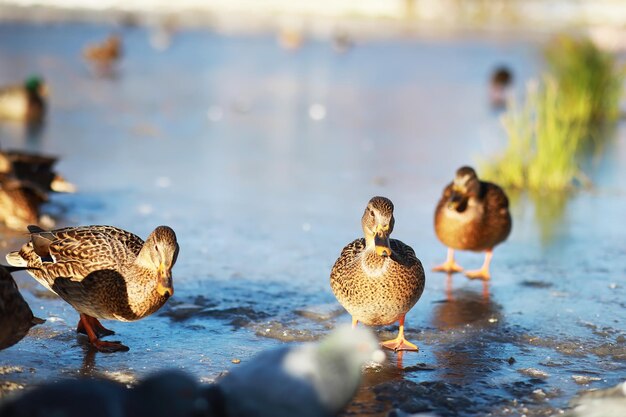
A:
0 76 47 122
330 196 425 352
0 265 45 350
6 225 179 352
433 166 512 280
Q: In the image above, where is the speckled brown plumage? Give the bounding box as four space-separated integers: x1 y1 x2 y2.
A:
0 265 44 351
330 196 425 351
433 166 511 280
6 225 179 352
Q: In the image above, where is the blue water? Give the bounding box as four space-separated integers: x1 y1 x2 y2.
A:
0 22 624 416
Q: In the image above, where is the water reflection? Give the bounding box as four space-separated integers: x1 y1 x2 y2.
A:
431 282 502 383
504 122 618 247
508 188 571 247
343 360 405 417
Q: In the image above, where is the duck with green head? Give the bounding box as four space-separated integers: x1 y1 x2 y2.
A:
0 76 47 122
433 166 512 280
330 196 425 352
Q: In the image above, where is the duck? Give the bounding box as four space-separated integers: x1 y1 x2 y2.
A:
489 66 513 108
204 325 385 417
6 224 179 352
0 174 51 231
330 196 425 352
0 149 76 193
433 166 512 280
0 265 45 350
0 76 47 122
83 34 123 67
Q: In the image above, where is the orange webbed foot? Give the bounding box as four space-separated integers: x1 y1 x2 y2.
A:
432 260 464 273
90 339 129 353
381 336 419 352
464 269 490 281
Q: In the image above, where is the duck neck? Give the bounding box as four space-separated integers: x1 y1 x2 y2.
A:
364 230 379 252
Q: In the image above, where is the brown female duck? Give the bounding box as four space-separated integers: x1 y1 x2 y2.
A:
330 196 425 351
83 34 122 67
433 166 512 280
6 225 179 352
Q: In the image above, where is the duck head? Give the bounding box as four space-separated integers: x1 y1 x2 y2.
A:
140 226 179 298
362 196 395 257
448 166 480 212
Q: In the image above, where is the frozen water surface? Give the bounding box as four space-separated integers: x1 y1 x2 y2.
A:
0 23 624 416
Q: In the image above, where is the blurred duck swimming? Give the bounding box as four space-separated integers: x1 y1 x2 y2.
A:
0 265 44 351
330 196 425 352
0 76 47 122
433 166 512 280
83 34 123 68
489 65 513 108
6 225 179 352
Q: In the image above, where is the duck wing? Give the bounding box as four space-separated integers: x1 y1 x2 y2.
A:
28 225 144 281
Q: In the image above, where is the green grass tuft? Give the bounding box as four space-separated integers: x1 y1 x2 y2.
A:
482 34 624 191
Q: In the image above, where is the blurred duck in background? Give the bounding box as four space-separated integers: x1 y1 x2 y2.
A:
0 149 76 194
0 265 44 351
0 76 47 123
83 34 123 72
488 65 513 108
0 149 75 230
0 174 53 230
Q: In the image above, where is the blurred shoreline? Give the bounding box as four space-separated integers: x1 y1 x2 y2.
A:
0 0 625 47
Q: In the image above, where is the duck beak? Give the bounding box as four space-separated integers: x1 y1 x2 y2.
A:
374 224 391 257
156 262 174 298
447 191 463 210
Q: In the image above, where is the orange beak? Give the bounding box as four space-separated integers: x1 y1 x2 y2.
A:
156 262 174 297
374 224 391 257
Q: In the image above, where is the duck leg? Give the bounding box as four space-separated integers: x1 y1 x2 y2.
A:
351 317 358 329
465 249 493 280
77 315 115 338
78 314 129 353
381 315 418 352
432 248 463 273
